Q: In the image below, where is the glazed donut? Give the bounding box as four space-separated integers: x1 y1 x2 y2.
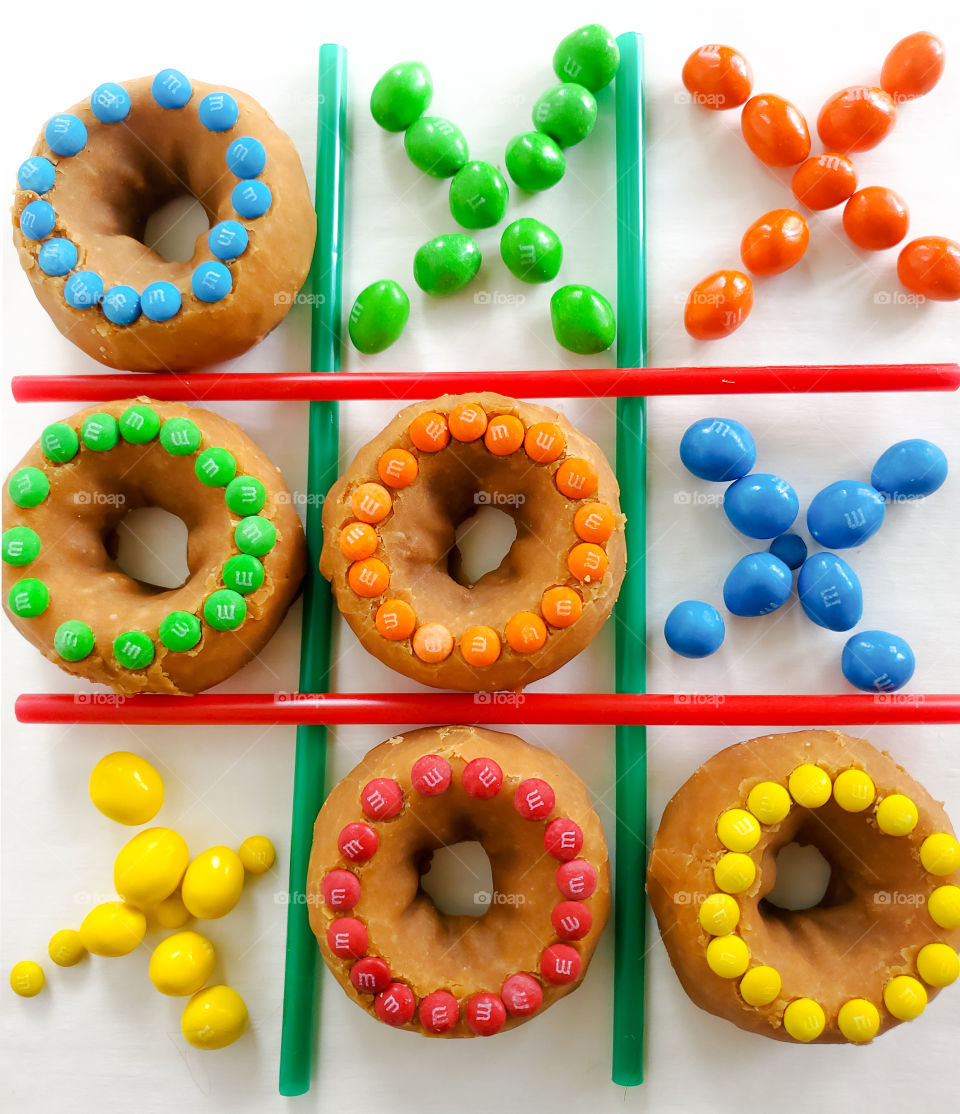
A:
306 725 610 1037
319 393 625 691
2 398 305 694
12 70 315 371
647 730 960 1044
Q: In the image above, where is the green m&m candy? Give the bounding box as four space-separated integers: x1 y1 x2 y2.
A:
195 447 237 487
348 280 410 355
113 631 155 669
370 62 432 131
160 418 202 456
413 234 482 297
8 467 49 508
222 554 265 594
500 219 563 284
235 515 276 556
2 527 41 565
159 611 202 651
533 83 598 148
81 413 119 451
225 475 266 515
119 404 160 444
54 620 95 661
8 578 49 617
553 24 620 92
449 161 509 230
203 589 247 631
550 284 616 354
41 423 79 463
404 116 468 178
504 132 566 192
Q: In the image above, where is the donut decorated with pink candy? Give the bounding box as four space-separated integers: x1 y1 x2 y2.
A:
306 724 610 1037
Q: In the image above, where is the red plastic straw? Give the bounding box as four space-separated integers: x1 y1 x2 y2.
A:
11 363 960 403
16 692 960 726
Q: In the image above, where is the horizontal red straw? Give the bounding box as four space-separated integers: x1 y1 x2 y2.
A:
11 364 960 403
16 692 960 726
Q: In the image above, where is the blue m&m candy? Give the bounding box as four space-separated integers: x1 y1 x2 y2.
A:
664 600 725 658
102 286 141 325
841 630 915 693
679 417 756 481
90 83 131 123
38 238 78 276
226 137 266 179
724 473 799 539
64 271 104 308
19 200 56 240
17 156 56 194
797 553 862 632
231 180 272 219
192 262 232 303
768 533 807 570
153 69 192 108
209 221 248 260
45 114 87 156
141 281 182 322
723 553 792 617
199 92 239 131
871 439 948 501
807 480 885 549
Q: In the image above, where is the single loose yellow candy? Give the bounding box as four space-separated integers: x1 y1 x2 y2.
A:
48 928 86 967
714 852 757 894
89 751 163 825
114 827 189 907
883 975 927 1020
746 781 791 825
716 809 761 852
876 793 919 836
79 901 146 957
916 943 960 987
782 997 825 1041
832 768 876 812
837 998 880 1042
148 888 192 931
10 960 45 997
920 833 960 876
928 885 960 929
739 965 782 1007
181 847 245 919
238 835 276 875
698 893 740 936
181 985 248 1049
149 931 216 996
788 764 832 808
706 934 750 978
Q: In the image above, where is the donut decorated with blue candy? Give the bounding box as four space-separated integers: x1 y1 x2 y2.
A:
12 73 315 372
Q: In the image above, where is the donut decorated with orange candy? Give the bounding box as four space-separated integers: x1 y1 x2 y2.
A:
319 393 625 691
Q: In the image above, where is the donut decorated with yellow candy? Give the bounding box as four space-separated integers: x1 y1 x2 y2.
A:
2 398 305 694
647 730 960 1043
319 393 626 691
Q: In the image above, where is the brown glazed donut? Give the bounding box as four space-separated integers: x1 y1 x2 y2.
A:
319 393 626 691
2 398 305 694
306 725 610 1037
12 73 315 371
648 730 960 1044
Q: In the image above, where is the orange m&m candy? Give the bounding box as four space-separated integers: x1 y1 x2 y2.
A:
505 612 547 653
842 187 909 251
350 483 392 523
791 154 857 211
484 414 525 456
573 502 615 543
449 402 488 442
541 586 583 628
409 411 450 453
348 558 390 597
375 599 417 640
339 522 378 561
378 448 418 489
412 623 454 663
460 625 501 667
555 458 598 499
568 543 608 584
524 422 565 464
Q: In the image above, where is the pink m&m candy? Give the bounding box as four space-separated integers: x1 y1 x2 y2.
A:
501 973 543 1016
419 990 460 1033
360 778 403 820
551 900 593 940
321 869 361 910
514 778 555 820
327 917 367 959
350 956 391 994
465 992 507 1036
462 757 503 799
375 982 416 1026
544 817 583 860
411 754 452 796
556 859 597 900
541 943 582 985
338 822 378 863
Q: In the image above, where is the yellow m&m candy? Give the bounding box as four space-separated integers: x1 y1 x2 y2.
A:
181 985 248 1049
714 852 757 894
837 998 880 1042
788 764 832 808
746 782 791 825
916 943 960 987
782 997 825 1041
739 965 781 1007
148 889 192 931
832 769 876 812
9 960 45 997
706 934 750 978
698 893 740 936
238 835 276 875
149 931 216 997
89 751 163 825
883 975 927 1020
114 827 189 907
928 885 960 929
48 928 86 967
717 809 761 852
181 847 245 919
920 833 960 876
79 902 146 957
876 793 918 836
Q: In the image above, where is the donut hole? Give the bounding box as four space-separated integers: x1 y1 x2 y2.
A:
417 840 494 918
142 192 211 263
450 505 519 587
763 842 833 911
110 507 190 591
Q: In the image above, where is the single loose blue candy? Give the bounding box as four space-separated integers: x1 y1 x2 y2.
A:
140 281 182 322
841 630 915 693
64 271 104 308
208 220 248 260
198 92 239 131
19 199 56 240
17 156 56 194
90 83 131 123
226 137 266 179
807 480 885 549
768 533 807 570
797 553 863 632
37 238 78 276
102 285 141 325
724 473 799 539
152 69 192 108
679 417 756 481
871 438 948 501
231 180 272 218
191 262 232 303
45 114 87 156
723 553 792 617
664 600 725 658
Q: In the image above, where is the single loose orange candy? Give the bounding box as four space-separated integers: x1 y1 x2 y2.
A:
412 622 454 662
339 522 378 561
684 270 754 341
568 543 608 584
505 612 547 653
555 457 598 499
348 557 390 597
573 502 616 543
897 237 960 302
881 33 945 102
409 411 450 452
375 599 417 640
377 448 418 488
681 44 753 110
449 402 488 442
842 187 909 251
460 625 502 667
350 482 392 523
524 422 566 464
741 94 810 167
484 414 525 456
791 154 857 211
817 86 896 153
740 209 809 277
541 586 583 628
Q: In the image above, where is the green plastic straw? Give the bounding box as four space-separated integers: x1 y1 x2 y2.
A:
278 43 347 1097
612 31 648 1087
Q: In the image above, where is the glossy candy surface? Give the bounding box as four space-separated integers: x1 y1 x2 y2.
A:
817 87 896 152
724 473 799 538
500 219 563 283
897 237 960 302
723 553 793 616
682 44 753 110
768 533 807 570
684 271 753 340
881 33 945 101
741 95 810 166
348 280 410 354
871 438 948 499
448 161 509 229
842 187 909 251
533 84 598 147
791 154 857 210
114 827 189 907
404 117 468 178
807 481 885 548
679 417 756 481
664 600 725 658
413 234 481 296
150 931 216 996
370 62 432 131
79 902 146 957
553 24 620 92
10 960 44 997
841 630 915 692
181 985 248 1049
740 209 809 276
550 285 615 353
504 131 566 192
181 847 245 919
797 553 863 631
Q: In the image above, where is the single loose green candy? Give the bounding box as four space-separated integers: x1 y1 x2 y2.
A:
222 553 265 594
553 24 620 92
348 280 410 355
504 132 566 192
413 234 482 296
160 418 202 456
448 161 509 230
2 526 41 565
41 423 79 463
8 578 49 617
500 219 563 284
203 589 247 631
54 619 95 661
81 413 119 452
8 467 49 508
235 515 276 556
404 116 469 178
370 62 432 131
225 475 266 515
119 404 160 444
550 284 616 354
533 83 598 148
158 610 202 651
195 447 237 487
113 630 155 669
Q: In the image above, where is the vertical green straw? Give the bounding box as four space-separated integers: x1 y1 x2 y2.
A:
278 43 347 1097
612 32 648 1086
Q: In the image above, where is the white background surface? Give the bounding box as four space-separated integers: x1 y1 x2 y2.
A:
2 1 959 1110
